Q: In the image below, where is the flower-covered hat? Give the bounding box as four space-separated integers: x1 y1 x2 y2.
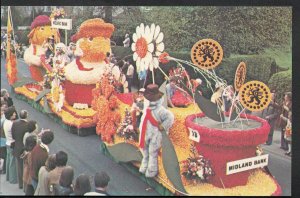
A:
71 18 115 42
30 15 51 29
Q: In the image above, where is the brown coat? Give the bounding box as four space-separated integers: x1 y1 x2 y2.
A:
30 144 49 181
22 152 32 185
47 166 65 195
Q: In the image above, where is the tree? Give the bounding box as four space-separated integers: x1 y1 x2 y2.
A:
104 6 112 23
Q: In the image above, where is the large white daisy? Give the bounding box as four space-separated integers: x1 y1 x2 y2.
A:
131 23 165 72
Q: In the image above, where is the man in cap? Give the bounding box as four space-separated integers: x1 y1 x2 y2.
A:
138 84 174 177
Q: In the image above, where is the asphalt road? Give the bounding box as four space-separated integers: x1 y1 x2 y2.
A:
1 57 291 195
1 57 159 196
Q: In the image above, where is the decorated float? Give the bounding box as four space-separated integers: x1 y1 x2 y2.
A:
6 8 281 195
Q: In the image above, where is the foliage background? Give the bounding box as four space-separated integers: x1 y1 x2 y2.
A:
1 6 292 100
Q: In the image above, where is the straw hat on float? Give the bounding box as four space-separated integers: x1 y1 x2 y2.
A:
71 18 115 43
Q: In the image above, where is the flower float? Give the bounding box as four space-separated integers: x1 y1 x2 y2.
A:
131 23 165 72
24 15 60 82
64 18 127 108
91 76 121 143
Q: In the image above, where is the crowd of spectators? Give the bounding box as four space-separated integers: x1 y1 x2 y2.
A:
1 88 112 196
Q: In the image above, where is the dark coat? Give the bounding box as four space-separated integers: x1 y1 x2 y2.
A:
262 104 280 128
12 119 29 157
53 184 74 196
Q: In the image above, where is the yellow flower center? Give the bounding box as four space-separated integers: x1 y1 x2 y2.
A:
52 86 60 103
136 37 148 58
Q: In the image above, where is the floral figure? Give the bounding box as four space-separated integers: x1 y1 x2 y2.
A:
131 23 165 72
91 76 121 143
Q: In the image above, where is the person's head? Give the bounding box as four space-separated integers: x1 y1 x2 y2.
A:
19 110 28 119
1 104 7 116
45 154 56 172
1 89 9 98
1 97 7 107
169 77 177 87
138 88 145 98
41 130 54 145
4 106 16 120
27 120 37 133
25 135 37 151
106 52 110 58
271 92 276 102
94 171 110 190
59 166 74 188
125 33 129 38
74 174 91 195
55 151 68 167
284 92 292 103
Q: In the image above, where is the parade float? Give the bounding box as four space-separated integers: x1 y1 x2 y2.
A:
6 8 282 195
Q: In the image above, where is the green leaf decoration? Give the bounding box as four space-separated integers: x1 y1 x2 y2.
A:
12 77 37 88
43 97 52 114
107 142 143 163
230 102 244 121
161 130 188 194
35 89 51 102
194 91 224 122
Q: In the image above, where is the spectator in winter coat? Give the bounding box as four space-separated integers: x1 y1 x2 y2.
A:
30 130 54 191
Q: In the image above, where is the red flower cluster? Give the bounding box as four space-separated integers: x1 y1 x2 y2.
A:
158 52 170 64
91 76 121 143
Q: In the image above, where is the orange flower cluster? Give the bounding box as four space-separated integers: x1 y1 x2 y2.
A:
92 77 121 143
6 53 17 85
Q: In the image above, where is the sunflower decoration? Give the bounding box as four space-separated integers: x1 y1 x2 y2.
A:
239 80 271 112
131 23 165 72
51 77 65 112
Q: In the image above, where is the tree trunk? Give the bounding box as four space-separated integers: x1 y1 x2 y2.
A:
104 6 113 23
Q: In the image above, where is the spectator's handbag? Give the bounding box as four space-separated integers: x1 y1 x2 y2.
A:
285 127 292 137
10 141 15 149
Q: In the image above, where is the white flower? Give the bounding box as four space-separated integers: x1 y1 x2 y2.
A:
131 23 165 72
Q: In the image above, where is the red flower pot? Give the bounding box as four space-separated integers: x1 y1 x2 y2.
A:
185 113 270 188
64 80 96 106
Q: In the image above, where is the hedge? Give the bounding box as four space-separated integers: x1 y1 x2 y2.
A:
215 55 277 85
111 46 278 97
268 70 292 103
